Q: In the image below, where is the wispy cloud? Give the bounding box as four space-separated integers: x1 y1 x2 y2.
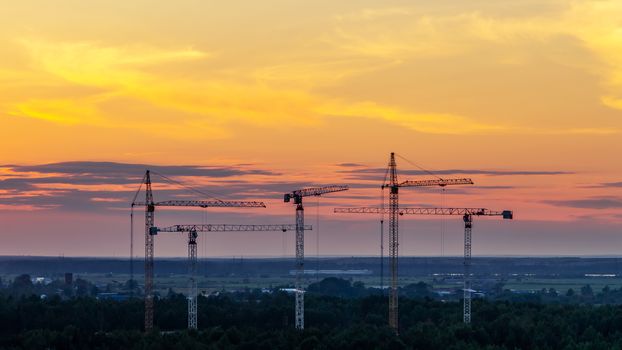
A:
543 197 622 209
0 162 285 211
335 163 366 168
338 166 572 179
597 182 622 188
5 0 621 141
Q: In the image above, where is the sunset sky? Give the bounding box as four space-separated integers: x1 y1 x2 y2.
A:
0 0 621 257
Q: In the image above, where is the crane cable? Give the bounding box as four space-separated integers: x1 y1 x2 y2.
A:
380 181 385 293
201 207 207 282
395 153 443 180
282 224 287 258
151 171 227 202
381 159 390 187
379 156 390 293
129 172 146 297
441 187 446 257
394 154 449 257
130 173 146 205
130 205 134 297
316 195 320 281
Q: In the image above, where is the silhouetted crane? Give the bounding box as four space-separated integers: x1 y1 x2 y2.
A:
131 170 266 331
337 153 473 332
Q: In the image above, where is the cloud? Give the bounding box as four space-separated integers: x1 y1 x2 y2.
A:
543 197 622 209
0 161 285 211
334 7 412 22
3 2 621 145
3 38 512 137
10 37 508 137
0 162 361 212
9 161 278 177
327 0 622 122
579 181 622 189
598 182 622 188
335 163 366 168
18 40 209 88
338 166 572 181
321 101 506 135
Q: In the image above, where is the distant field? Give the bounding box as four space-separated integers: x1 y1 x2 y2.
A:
3 256 622 296
502 276 622 293
6 272 618 297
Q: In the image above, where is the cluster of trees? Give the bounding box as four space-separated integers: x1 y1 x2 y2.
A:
307 277 622 305
6 276 622 348
1 287 622 348
489 283 622 305
306 278 438 300
3 274 140 301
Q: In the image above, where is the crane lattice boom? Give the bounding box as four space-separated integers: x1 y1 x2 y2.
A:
284 185 348 204
157 224 312 232
335 207 512 218
397 178 474 188
133 200 266 208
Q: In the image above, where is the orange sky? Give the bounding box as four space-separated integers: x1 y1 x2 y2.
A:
0 1 621 257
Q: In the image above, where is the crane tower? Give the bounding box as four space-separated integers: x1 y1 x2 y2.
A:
339 153 473 332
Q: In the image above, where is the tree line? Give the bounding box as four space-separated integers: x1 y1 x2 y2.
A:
2 276 622 348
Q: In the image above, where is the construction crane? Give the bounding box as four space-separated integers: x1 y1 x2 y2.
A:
131 170 267 331
334 207 512 324
284 185 349 330
152 224 312 330
340 152 473 332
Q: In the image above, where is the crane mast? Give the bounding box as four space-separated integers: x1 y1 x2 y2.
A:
284 185 348 330
187 229 198 330
463 214 473 324
154 223 312 330
144 171 155 332
295 201 304 330
131 170 266 331
334 206 512 324
387 153 399 331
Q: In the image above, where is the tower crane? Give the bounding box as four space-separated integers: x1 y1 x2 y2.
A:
131 170 266 331
334 207 512 324
152 224 312 330
284 185 349 330
340 152 473 332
